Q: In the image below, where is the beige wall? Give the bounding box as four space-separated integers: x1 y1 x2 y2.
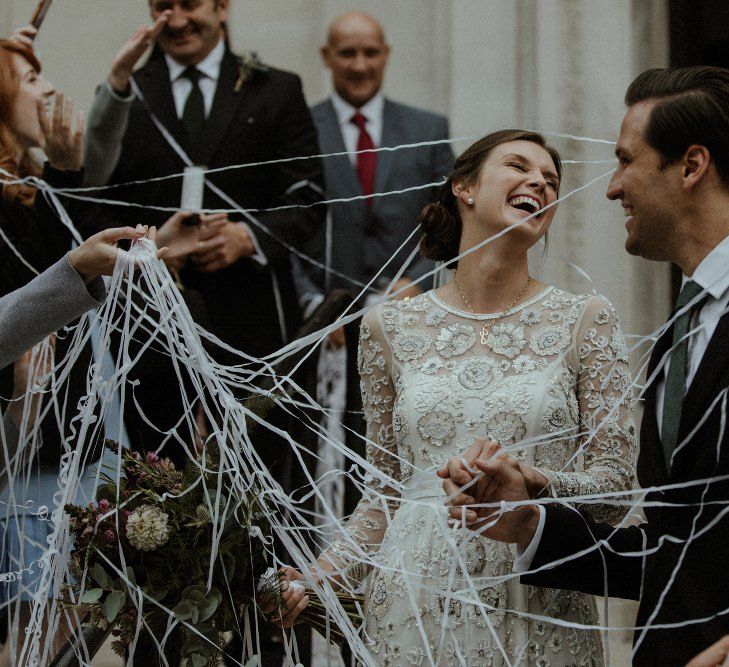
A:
0 0 671 335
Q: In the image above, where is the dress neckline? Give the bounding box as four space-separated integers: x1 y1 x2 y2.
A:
426 286 554 320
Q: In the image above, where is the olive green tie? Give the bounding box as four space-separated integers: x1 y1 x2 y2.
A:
661 280 704 470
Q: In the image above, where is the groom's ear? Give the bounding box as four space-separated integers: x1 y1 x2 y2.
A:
680 144 711 191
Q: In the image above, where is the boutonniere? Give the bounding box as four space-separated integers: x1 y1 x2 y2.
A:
234 51 269 92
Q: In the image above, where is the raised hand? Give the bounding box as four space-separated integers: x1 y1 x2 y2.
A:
38 92 83 171
68 225 161 283
9 24 37 48
108 13 170 93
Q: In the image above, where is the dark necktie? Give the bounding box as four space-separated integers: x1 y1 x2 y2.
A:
351 112 377 206
661 280 705 469
181 67 205 161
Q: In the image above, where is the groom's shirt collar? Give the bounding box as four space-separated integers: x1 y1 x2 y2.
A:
685 233 729 300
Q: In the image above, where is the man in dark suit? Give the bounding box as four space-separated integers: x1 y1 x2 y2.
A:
440 66 729 667
83 0 325 460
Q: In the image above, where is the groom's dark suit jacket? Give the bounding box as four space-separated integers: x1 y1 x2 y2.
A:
81 48 325 452
522 308 729 665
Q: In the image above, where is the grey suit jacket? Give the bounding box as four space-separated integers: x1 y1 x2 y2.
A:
305 97 453 297
0 254 105 370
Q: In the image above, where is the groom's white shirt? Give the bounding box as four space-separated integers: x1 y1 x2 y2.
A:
515 233 729 573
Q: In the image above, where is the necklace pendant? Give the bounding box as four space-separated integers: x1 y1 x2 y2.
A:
480 325 489 345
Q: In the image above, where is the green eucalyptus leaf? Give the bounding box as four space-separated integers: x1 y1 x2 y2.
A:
208 587 223 606
190 606 199 624
172 600 194 621
103 590 126 623
182 584 207 601
79 588 103 604
198 597 219 623
91 563 111 589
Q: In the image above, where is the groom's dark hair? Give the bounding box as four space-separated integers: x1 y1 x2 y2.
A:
626 66 729 188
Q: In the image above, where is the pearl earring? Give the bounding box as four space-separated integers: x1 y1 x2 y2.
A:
467 197 474 205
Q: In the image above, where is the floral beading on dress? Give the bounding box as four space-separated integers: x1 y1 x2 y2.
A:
323 286 636 666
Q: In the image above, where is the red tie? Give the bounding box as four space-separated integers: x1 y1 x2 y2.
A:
351 112 377 205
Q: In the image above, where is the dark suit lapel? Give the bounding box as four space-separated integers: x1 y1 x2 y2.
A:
638 325 674 485
134 55 188 153
373 99 399 203
198 50 247 166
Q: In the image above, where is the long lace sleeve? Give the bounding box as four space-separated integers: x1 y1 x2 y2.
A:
321 306 401 584
548 296 637 523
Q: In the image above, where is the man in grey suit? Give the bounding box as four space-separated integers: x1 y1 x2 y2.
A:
305 11 454 305
299 13 454 528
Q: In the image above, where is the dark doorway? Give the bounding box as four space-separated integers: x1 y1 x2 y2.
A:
668 0 729 296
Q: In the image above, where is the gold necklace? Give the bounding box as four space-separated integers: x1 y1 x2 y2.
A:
453 274 532 344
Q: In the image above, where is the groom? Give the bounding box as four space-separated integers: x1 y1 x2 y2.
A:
440 65 729 667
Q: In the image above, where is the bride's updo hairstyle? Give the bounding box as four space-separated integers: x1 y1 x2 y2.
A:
419 129 562 263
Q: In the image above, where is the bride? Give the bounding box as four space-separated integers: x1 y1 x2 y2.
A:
276 130 636 666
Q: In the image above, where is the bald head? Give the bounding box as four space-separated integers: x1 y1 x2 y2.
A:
326 12 385 47
321 12 390 108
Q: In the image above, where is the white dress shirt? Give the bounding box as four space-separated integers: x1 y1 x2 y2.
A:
515 234 729 572
330 90 384 166
165 38 224 118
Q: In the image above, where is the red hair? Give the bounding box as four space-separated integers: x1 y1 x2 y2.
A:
0 39 42 206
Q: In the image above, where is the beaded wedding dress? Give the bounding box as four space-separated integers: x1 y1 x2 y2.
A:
324 286 636 666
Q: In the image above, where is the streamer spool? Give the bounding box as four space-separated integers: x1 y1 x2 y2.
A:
180 165 206 226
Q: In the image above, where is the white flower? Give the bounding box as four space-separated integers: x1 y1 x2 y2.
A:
406 647 425 665
595 308 610 325
520 308 542 325
484 412 527 445
420 357 444 375
425 307 447 326
392 330 431 361
417 411 457 447
435 323 476 358
512 355 536 373
457 357 503 390
126 505 171 551
530 326 571 356
542 401 571 432
486 323 526 359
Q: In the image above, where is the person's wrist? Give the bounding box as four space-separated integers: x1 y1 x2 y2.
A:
108 71 131 96
515 505 540 551
67 248 95 285
524 466 550 499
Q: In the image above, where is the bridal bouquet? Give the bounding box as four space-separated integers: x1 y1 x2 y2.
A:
62 440 363 665
62 440 270 665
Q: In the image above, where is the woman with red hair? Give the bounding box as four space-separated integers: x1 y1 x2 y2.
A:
0 35 88 666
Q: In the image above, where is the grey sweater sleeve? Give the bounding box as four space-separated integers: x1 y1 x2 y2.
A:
0 254 106 369
83 81 135 187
